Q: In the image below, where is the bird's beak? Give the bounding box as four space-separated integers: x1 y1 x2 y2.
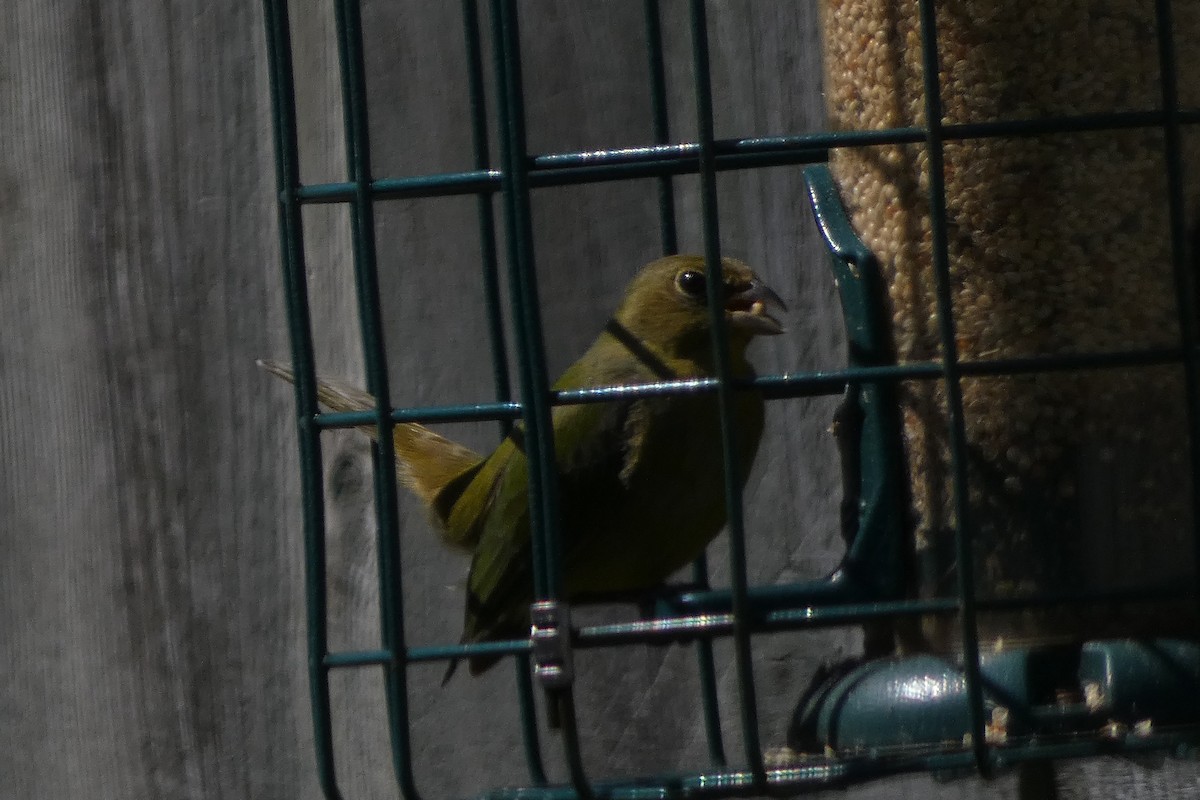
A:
725 278 787 335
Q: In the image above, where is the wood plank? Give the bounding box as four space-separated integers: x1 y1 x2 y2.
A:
4 1 1190 798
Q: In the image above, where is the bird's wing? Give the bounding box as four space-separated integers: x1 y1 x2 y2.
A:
460 329 683 646
459 394 635 643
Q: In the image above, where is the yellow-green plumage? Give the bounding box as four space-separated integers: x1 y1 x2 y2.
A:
257 359 487 551
262 254 784 677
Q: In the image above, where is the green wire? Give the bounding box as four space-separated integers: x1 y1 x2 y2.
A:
491 0 593 797
1152 0 1200 626
262 1 1200 795
332 0 421 795
261 1 342 797
642 0 727 769
688 0 765 785
915 0 988 776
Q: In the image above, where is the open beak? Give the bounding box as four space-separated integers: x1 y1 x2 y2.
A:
725 278 787 335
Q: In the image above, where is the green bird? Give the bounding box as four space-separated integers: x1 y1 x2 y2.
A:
262 254 785 677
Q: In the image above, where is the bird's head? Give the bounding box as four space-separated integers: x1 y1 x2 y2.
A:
613 255 786 362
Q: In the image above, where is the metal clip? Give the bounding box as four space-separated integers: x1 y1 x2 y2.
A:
530 600 573 689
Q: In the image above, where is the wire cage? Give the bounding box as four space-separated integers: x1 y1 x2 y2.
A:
262 0 1200 797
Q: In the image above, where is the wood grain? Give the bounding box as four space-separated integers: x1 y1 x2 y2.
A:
3 1 1193 798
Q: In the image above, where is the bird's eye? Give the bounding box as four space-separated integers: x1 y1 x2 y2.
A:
676 270 707 297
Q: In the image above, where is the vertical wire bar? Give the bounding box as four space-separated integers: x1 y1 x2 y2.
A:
513 654 548 785
463 0 516 439
490 0 559 603
466 0 546 779
914 0 989 775
643 0 678 256
688 0 765 783
687 554 727 766
642 0 726 767
491 2 592 797
331 1 421 797
262 2 342 797
1152 0 1200 616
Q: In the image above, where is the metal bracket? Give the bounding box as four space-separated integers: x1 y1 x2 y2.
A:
530 600 574 690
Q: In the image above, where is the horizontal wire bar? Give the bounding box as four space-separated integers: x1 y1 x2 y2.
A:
308 346 1187 430
322 660 1200 795
296 170 499 201
407 637 532 663
324 649 394 668
576 582 1195 645
471 727 1200 800
313 401 523 429
322 582 1194 670
321 638 534 670
292 146 832 204
535 107 1200 170
526 149 830 187
290 108 1200 205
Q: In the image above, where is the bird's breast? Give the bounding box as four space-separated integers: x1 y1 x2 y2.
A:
562 388 765 595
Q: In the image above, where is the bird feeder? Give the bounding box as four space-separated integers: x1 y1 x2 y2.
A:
822 0 1200 654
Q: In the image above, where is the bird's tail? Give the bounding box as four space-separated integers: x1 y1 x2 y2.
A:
257 359 484 551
